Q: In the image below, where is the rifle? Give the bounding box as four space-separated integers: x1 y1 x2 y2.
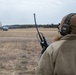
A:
33 13 49 55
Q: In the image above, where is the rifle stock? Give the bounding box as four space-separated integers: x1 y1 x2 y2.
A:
33 13 49 54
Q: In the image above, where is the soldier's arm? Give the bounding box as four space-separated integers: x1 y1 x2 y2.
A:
36 45 54 75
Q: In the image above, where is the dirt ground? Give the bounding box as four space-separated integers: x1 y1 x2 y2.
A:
0 28 58 75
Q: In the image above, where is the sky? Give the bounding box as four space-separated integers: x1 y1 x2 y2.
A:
0 0 76 25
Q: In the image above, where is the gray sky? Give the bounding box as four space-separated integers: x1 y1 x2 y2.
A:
0 0 76 25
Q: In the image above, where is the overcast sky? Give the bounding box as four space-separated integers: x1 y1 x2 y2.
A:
0 0 76 25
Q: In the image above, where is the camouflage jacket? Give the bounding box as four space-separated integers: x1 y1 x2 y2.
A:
36 34 76 75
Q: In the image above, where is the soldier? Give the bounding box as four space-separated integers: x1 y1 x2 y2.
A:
36 13 76 75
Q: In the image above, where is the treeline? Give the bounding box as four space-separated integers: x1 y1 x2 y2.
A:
6 24 58 29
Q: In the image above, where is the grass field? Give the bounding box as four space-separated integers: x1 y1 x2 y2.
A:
0 28 58 75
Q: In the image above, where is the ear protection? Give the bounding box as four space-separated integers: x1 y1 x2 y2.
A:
59 13 76 36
